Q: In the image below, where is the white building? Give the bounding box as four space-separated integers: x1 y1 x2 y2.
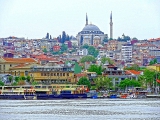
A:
70 38 78 47
121 43 132 62
77 49 88 56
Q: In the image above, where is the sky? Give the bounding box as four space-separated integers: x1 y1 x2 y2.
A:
0 0 160 40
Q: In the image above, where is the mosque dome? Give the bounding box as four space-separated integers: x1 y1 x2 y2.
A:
82 24 100 31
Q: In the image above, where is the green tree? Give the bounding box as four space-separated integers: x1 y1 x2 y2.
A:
101 57 114 64
26 76 31 82
80 55 96 63
149 58 157 65
15 76 20 82
82 44 89 49
88 46 99 57
0 80 4 86
61 31 66 43
74 62 82 74
94 76 112 91
119 78 141 89
52 51 63 55
43 48 47 53
61 44 68 52
117 37 121 41
21 76 26 80
132 37 138 40
138 75 147 89
88 65 103 75
143 69 156 91
103 37 108 42
12 82 18 86
124 64 140 71
31 81 38 85
9 76 13 83
77 77 91 89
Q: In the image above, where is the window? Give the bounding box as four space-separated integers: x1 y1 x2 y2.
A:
60 73 62 76
3 65 5 70
25 71 28 76
63 73 65 76
15 71 16 76
67 73 69 76
0 65 1 70
54 73 56 76
10 64 12 67
41 73 43 76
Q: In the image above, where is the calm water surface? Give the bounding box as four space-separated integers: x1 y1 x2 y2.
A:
0 98 160 120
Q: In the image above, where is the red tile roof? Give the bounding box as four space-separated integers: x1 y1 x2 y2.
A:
125 70 141 75
12 63 32 68
2 57 37 63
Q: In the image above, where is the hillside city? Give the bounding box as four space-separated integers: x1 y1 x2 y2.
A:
0 13 160 94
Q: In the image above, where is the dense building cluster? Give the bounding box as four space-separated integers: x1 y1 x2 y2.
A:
0 12 160 89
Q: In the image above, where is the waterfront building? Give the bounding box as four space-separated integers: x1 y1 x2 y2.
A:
9 63 39 76
0 57 38 74
30 65 76 84
103 65 142 89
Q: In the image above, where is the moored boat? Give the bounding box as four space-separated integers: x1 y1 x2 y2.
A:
35 85 88 100
0 85 89 100
0 86 36 100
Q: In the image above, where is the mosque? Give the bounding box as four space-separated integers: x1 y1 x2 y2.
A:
76 12 113 46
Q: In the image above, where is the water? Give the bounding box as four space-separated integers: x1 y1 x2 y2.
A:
0 98 160 120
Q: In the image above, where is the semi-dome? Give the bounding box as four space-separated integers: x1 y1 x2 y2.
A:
82 24 100 31
93 36 100 39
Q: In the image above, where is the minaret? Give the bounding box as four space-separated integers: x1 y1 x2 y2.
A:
110 11 113 39
85 13 88 26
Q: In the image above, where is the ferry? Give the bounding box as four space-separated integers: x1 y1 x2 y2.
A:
34 85 88 99
0 85 89 100
0 86 36 100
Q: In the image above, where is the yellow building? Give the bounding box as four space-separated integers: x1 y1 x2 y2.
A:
147 64 160 72
0 57 38 75
30 66 76 84
107 40 118 51
9 63 40 76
